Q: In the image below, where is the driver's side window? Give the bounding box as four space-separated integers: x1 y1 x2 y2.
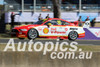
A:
44 20 58 25
61 21 70 25
44 21 52 25
44 20 70 25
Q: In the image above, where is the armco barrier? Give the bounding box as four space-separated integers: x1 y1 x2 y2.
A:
78 28 100 40
0 52 100 67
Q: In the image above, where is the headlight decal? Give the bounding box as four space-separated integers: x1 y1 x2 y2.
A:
20 29 27 31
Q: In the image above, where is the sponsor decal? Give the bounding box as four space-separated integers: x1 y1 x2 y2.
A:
38 27 42 31
43 28 49 34
51 28 66 34
18 35 25 37
88 28 100 37
70 28 78 30
65 28 68 31
95 31 100 37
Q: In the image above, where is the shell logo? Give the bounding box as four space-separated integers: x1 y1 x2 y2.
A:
43 28 49 34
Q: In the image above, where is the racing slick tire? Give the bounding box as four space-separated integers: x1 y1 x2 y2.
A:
27 28 38 40
68 31 78 41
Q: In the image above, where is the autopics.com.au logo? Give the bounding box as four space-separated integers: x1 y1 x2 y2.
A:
4 39 93 59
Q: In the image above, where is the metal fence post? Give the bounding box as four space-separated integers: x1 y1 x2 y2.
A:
22 0 24 12
79 0 81 13
34 0 36 12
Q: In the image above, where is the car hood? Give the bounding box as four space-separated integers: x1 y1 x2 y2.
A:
13 24 40 29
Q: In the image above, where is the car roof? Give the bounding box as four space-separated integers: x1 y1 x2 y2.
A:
47 18 71 23
41 18 71 25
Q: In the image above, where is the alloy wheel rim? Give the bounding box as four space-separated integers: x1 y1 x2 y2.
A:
29 29 37 39
70 31 77 40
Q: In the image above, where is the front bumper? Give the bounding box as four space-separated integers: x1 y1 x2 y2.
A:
11 29 27 38
11 29 18 37
78 33 85 38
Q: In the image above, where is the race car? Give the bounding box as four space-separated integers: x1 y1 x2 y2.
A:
11 18 85 41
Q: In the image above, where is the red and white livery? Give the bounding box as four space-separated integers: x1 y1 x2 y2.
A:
11 18 85 41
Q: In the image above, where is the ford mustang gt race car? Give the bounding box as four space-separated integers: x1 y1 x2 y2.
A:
11 18 85 41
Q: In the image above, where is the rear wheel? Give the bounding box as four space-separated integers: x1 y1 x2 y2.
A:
27 28 38 40
68 31 78 41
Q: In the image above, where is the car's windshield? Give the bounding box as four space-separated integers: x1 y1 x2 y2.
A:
33 19 48 25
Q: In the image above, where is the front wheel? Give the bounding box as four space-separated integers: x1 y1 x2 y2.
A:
27 28 38 40
68 31 78 41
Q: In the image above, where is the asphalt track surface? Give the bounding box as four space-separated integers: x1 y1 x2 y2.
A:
0 39 100 45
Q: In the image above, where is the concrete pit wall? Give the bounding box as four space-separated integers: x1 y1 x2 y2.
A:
0 52 100 67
